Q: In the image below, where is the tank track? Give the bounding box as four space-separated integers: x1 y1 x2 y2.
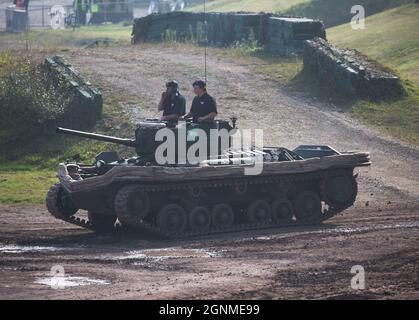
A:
47 169 356 239
114 169 355 239
46 183 96 231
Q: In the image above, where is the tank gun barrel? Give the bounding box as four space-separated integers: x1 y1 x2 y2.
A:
56 127 136 147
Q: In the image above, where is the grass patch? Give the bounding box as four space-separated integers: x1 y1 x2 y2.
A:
0 89 137 204
0 24 132 50
250 56 302 85
186 0 409 27
284 0 411 28
0 170 57 204
328 4 419 87
186 0 310 13
348 82 419 145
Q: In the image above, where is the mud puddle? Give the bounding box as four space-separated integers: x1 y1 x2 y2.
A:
101 247 223 264
0 244 86 254
249 221 419 242
35 276 110 288
320 221 419 235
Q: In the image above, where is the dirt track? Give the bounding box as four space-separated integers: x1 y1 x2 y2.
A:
1 199 418 299
0 44 418 299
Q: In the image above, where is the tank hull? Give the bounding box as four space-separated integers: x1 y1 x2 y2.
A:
47 152 370 237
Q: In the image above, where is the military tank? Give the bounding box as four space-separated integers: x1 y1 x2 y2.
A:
46 119 371 238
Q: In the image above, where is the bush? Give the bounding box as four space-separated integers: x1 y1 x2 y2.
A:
0 52 70 148
161 28 177 42
230 28 262 55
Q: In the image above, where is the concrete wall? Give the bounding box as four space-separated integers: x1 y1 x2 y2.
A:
303 38 403 99
132 12 326 55
265 17 326 55
43 56 103 130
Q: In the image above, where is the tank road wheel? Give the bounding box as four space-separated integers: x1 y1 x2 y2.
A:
46 183 78 218
293 191 322 223
211 204 234 229
233 182 248 195
188 186 202 198
189 206 211 232
271 199 294 223
114 186 150 226
247 200 271 225
157 204 187 236
87 212 116 233
324 175 358 207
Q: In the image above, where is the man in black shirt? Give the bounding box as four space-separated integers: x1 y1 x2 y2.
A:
185 80 217 123
158 80 186 121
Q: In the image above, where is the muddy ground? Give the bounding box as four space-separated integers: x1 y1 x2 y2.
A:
1 196 418 299
0 44 418 299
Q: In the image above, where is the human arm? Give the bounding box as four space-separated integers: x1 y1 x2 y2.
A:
197 112 217 123
184 99 194 119
161 114 179 121
158 92 168 111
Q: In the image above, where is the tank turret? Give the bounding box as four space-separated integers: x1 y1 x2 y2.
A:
56 119 235 163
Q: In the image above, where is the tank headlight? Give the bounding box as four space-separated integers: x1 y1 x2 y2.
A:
96 160 105 168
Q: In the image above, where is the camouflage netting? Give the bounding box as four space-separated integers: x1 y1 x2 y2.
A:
132 12 325 55
303 38 403 99
43 56 103 130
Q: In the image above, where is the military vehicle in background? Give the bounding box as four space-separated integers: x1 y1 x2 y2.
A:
46 119 370 238
148 0 186 14
73 0 134 24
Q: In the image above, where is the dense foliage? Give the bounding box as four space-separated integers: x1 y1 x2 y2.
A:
0 52 70 147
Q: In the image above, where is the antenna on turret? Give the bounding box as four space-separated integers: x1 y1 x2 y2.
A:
204 0 207 84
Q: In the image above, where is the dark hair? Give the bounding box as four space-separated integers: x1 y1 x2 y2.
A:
166 80 178 88
192 80 206 89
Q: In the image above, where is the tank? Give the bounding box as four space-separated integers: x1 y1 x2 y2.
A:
46 119 371 238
